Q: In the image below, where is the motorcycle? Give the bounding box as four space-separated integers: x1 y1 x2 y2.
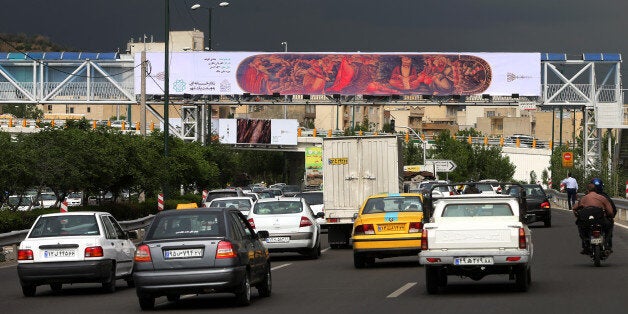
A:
586 222 609 267
577 206 611 267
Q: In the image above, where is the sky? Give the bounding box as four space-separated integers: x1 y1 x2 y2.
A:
1 0 627 58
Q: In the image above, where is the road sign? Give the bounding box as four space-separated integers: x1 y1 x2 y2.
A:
425 159 457 172
404 165 421 172
562 152 574 168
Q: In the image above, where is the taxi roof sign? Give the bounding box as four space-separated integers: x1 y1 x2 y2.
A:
176 203 199 210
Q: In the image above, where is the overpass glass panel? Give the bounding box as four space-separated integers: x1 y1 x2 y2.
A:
79 52 99 60
8 52 26 60
541 53 566 61
43 52 62 60
62 52 80 60
97 52 119 60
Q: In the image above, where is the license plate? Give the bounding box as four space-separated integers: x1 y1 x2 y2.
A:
266 237 290 243
378 224 405 232
164 248 203 259
44 249 76 258
590 237 603 245
454 256 494 265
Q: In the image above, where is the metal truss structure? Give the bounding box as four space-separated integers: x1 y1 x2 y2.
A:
0 53 624 173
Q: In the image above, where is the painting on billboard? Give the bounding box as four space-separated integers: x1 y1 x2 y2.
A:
137 52 539 96
236 54 491 96
218 119 298 145
237 119 271 144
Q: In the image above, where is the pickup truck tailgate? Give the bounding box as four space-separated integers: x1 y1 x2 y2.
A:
425 220 521 250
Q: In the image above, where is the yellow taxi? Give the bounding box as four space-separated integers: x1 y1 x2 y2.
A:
352 192 424 268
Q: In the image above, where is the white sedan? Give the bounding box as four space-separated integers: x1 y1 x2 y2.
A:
206 196 255 215
17 211 136 296
247 197 323 259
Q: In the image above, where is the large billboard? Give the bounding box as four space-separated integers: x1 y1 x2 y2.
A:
135 52 540 96
218 118 298 145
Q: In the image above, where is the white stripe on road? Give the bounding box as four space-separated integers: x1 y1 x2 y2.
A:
387 282 417 298
271 263 292 271
321 247 331 253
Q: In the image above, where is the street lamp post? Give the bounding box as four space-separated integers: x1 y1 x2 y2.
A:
399 125 427 165
191 2 229 144
191 2 229 50
281 41 288 52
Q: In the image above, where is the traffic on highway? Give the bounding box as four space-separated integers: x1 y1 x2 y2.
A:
1 206 628 313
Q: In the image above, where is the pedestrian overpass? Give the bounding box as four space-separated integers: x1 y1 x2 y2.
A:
0 51 624 174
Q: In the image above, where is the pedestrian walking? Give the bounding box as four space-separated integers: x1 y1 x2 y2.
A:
561 172 578 210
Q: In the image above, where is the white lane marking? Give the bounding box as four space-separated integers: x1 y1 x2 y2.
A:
271 263 292 271
321 247 331 253
387 282 417 298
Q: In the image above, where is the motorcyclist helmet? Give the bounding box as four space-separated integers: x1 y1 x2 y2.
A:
591 178 604 192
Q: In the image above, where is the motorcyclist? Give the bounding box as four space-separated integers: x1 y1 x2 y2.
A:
572 182 614 255
591 178 616 251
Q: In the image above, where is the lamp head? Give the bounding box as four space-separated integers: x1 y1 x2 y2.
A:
219 2 229 7
191 4 201 10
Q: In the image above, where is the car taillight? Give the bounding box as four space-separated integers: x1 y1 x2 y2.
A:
506 256 521 262
540 201 550 209
354 224 374 235
299 216 313 227
216 241 237 259
18 249 33 260
85 246 104 257
134 244 152 262
518 228 526 249
421 230 428 250
409 222 423 233
327 218 339 223
247 218 255 229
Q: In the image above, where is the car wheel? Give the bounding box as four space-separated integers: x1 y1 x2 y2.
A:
256 264 272 297
166 294 180 302
426 266 445 294
22 284 36 297
515 265 530 292
544 217 552 228
353 252 366 269
102 262 116 293
306 242 321 259
235 272 251 306
138 294 155 310
50 283 62 292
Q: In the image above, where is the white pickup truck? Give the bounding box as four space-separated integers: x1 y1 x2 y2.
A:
419 185 533 294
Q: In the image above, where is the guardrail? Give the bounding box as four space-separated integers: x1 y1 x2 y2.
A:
546 189 628 221
0 214 154 263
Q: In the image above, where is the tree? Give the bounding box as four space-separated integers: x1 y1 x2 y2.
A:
431 130 515 182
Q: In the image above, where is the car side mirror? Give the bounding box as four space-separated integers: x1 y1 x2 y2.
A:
315 212 325 219
257 230 270 239
352 213 358 220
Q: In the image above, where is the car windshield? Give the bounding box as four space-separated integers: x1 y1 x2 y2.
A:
39 194 57 201
282 185 300 192
442 204 513 217
525 185 545 198
146 212 226 240
362 196 423 214
296 192 323 205
8 196 32 206
29 215 99 238
209 199 251 212
205 192 238 202
254 201 303 215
